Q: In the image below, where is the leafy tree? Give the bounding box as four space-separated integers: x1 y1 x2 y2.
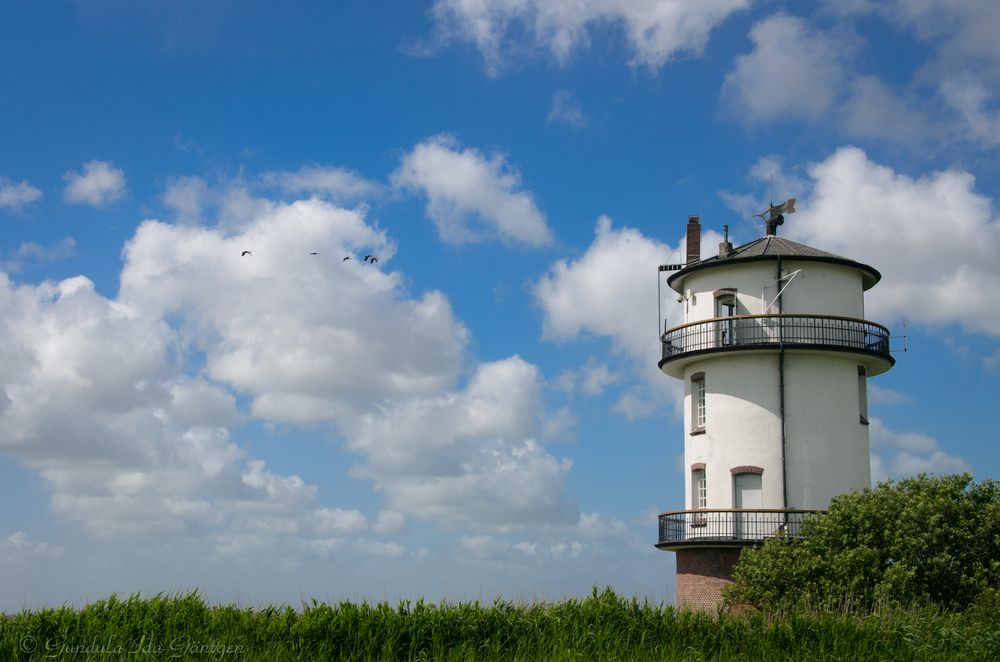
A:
725 473 1000 612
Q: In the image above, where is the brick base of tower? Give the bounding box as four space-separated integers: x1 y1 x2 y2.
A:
675 548 742 612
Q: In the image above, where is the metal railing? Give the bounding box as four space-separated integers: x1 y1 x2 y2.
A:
657 509 822 547
661 314 891 362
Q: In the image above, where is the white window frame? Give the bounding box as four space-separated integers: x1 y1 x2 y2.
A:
695 376 706 430
692 469 707 510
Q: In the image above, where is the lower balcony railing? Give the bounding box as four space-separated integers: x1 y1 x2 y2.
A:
657 509 823 548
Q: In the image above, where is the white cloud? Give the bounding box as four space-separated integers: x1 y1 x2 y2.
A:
353 538 405 558
841 1 1000 79
0 177 42 209
547 89 587 128
719 154 808 224
162 176 211 224
870 418 971 481
0 270 314 538
0 186 476 544
533 215 718 419
314 507 368 535
534 216 674 360
393 135 552 247
261 165 378 201
373 510 406 534
841 76 933 143
119 200 469 424
939 76 1000 146
344 357 576 530
868 385 914 406
577 511 628 539
63 160 126 207
722 14 847 124
429 0 749 75
789 146 1000 337
0 238 75 273
0 532 64 562
556 361 620 397
722 13 936 144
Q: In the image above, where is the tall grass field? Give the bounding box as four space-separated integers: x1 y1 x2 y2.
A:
2 588 997 660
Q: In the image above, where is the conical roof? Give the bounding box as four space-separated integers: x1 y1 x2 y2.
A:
666 235 881 292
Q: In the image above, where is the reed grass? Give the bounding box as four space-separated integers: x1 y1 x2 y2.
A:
2 587 995 661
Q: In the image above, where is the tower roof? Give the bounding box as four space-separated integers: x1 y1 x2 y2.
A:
667 235 881 292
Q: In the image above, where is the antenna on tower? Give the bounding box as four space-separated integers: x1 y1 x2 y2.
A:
891 319 908 353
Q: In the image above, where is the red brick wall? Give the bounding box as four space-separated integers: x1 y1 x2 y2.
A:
675 548 742 613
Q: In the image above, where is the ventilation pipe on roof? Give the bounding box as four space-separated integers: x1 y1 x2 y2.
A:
686 216 700 264
719 224 733 257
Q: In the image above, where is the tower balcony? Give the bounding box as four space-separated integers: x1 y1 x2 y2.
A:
656 508 822 550
659 314 894 377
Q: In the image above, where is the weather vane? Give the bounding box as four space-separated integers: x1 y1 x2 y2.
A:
753 197 796 235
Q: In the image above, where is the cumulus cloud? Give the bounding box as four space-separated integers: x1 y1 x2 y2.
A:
162 175 211 224
0 185 481 546
0 238 75 273
0 532 64 562
533 216 722 418
868 385 914 406
939 76 1000 146
63 160 126 207
261 165 378 201
344 357 576 530
314 507 368 535
555 361 620 397
534 216 674 360
722 14 847 124
373 510 407 534
393 135 552 247
0 270 314 538
788 146 1000 336
119 200 469 424
547 89 587 128
721 11 940 144
870 418 971 481
428 0 749 75
0 177 42 210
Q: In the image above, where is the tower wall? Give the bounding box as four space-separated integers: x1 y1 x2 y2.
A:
675 548 742 613
784 355 871 509
683 355 783 510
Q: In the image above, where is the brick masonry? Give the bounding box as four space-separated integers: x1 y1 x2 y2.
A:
675 548 742 612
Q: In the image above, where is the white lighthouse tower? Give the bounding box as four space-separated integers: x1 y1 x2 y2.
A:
656 213 895 612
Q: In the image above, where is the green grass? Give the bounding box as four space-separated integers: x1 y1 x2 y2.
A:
2 588 996 661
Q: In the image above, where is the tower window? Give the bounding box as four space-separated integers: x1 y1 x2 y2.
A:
690 372 706 433
858 365 869 425
691 468 707 510
714 289 737 345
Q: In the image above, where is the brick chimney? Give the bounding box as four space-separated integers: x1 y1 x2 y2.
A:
686 216 701 264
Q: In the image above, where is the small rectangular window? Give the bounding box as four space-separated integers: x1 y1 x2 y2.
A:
695 378 706 429
858 365 869 425
692 469 707 510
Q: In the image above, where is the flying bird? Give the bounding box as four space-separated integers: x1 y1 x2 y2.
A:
309 252 319 255
364 255 378 264
241 250 252 256
343 256 351 261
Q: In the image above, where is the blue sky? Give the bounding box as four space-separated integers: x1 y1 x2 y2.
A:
1 0 998 610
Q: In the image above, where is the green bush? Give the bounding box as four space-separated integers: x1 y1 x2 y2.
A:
726 473 1000 612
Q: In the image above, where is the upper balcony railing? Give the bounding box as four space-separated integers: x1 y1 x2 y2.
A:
660 314 892 364
657 508 822 549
